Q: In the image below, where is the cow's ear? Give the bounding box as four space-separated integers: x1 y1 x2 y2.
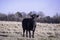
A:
36 15 39 17
30 15 33 17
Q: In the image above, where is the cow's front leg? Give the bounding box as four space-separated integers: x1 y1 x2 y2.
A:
32 26 36 38
23 29 25 37
26 30 28 37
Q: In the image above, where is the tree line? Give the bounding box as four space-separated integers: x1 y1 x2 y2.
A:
0 11 60 23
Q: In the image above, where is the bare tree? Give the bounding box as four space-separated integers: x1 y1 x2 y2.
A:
21 12 27 18
53 13 60 23
38 11 45 18
15 12 22 18
0 13 7 21
7 14 15 21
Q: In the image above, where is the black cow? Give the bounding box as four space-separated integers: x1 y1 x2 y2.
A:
22 14 39 38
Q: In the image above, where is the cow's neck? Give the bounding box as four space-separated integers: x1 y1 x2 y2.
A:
31 18 36 21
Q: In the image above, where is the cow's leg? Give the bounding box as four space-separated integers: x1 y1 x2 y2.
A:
32 25 36 38
23 29 25 37
26 30 28 37
32 26 36 38
32 30 35 38
29 30 31 38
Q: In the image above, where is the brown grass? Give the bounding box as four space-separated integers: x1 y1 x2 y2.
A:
0 21 60 40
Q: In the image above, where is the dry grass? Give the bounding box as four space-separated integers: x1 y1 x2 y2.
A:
0 21 60 40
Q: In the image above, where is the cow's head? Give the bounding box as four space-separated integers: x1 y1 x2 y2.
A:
30 14 39 19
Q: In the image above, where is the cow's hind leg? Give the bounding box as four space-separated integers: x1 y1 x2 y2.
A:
26 30 28 37
29 31 31 38
23 29 25 37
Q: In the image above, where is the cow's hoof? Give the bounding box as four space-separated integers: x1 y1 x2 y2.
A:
32 35 34 38
32 36 34 38
29 36 31 38
22 35 25 37
29 35 31 38
26 35 28 37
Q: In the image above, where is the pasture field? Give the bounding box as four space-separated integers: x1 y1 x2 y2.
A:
0 21 60 40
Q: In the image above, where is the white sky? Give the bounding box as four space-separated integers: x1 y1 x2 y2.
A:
0 0 60 16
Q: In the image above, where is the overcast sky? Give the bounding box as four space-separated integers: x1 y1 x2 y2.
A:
0 0 60 16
